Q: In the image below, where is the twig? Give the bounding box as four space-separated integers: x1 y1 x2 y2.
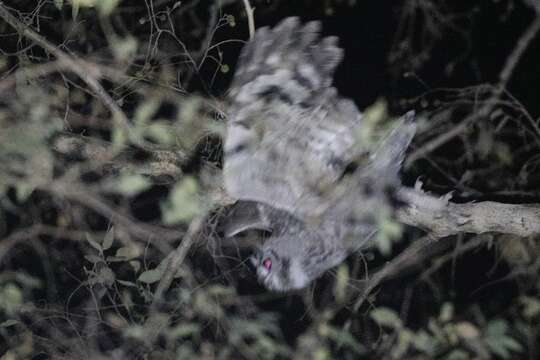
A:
46 182 182 251
0 225 43 264
53 133 185 180
0 225 113 264
150 216 205 309
0 2 130 133
407 13 540 164
352 233 491 310
144 216 205 344
498 15 540 86
241 0 255 39
353 235 444 310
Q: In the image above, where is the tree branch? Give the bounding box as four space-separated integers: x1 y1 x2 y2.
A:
406 13 540 165
0 2 130 133
396 187 540 238
49 130 540 241
241 0 255 39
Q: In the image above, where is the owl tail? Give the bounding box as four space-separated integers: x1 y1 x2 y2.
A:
368 111 416 179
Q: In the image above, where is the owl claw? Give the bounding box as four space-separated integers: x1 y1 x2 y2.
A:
414 177 424 191
440 191 454 204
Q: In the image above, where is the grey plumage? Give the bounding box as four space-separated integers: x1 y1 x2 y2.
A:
224 17 415 291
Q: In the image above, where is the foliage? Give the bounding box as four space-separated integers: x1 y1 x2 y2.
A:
0 0 539 359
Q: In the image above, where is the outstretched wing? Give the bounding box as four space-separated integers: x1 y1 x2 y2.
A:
224 17 364 218
325 112 416 250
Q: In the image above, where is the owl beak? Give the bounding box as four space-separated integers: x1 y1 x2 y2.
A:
249 255 258 268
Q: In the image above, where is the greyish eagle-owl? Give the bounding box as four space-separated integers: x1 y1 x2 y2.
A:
223 17 415 291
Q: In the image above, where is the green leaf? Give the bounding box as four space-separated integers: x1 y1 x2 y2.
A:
444 349 469 360
145 121 176 145
84 254 103 264
0 319 19 328
439 302 454 322
85 233 102 252
105 256 127 262
494 142 512 165
374 207 403 256
97 0 121 16
0 284 23 315
225 14 236 27
103 226 115 250
391 329 413 359
110 173 151 196
168 323 201 339
138 269 162 284
98 266 115 286
370 307 402 329
500 337 523 352
520 296 540 319
117 279 137 288
206 285 236 297
323 325 365 354
110 35 138 63
428 319 445 341
412 330 436 354
486 319 507 337
485 319 523 359
454 321 479 340
71 1 80 21
375 232 392 256
161 177 203 224
364 99 388 125
355 98 388 149
111 114 128 150
15 183 34 202
334 264 349 303
115 246 140 260
130 260 141 273
134 98 160 127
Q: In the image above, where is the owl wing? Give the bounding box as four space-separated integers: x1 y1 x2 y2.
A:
324 112 416 250
224 17 364 218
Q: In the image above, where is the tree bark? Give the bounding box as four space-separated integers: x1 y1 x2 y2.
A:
397 187 540 238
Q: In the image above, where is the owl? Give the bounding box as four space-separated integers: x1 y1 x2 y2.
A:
223 17 415 291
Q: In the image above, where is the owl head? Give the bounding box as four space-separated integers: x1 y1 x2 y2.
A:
248 224 351 291
250 243 311 291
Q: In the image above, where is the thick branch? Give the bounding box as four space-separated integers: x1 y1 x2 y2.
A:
397 187 540 238
50 132 540 240
53 134 185 181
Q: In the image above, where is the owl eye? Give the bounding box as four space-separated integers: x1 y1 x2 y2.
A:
262 258 272 270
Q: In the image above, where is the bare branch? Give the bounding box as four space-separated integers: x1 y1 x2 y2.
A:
397 187 540 238
0 2 130 133
150 216 205 309
143 216 205 344
352 234 490 310
241 0 255 39
406 13 540 165
46 181 182 251
499 14 540 86
53 134 185 181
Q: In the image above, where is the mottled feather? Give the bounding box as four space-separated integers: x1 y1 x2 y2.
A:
225 17 364 219
224 17 416 291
